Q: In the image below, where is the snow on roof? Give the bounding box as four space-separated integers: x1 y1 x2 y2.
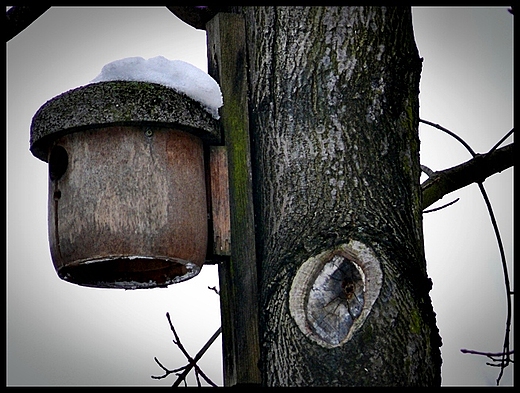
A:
90 56 223 119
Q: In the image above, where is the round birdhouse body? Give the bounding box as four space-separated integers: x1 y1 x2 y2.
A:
31 81 220 289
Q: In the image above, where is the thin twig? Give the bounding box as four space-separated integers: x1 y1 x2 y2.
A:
166 312 192 361
461 348 515 357
419 119 477 157
484 128 514 158
476 182 513 385
151 312 221 387
208 286 220 295
172 326 222 388
461 348 515 370
420 119 514 385
151 357 187 380
423 198 460 213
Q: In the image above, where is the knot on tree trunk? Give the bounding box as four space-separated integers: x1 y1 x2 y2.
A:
289 240 383 348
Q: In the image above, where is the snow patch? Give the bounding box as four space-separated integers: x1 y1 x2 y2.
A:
91 56 223 119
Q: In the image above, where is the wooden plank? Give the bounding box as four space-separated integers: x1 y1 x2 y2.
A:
209 146 231 256
206 13 261 386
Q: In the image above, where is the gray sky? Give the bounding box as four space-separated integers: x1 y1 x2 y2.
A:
6 6 513 386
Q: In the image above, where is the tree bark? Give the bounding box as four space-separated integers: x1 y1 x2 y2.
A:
233 6 442 386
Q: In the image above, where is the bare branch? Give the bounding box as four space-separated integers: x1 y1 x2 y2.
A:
485 128 514 157
195 367 202 387
476 182 513 385
420 119 514 385
461 348 514 377
421 144 513 210
166 313 191 359
208 286 220 295
461 348 514 357
423 198 460 213
172 326 222 388
151 357 186 380
420 119 477 156
152 312 221 387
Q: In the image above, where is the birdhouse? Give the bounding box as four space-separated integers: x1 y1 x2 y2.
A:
30 81 222 289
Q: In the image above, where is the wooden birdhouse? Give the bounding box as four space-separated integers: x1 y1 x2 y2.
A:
30 81 224 289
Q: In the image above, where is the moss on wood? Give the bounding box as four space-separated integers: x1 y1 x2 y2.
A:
30 81 221 161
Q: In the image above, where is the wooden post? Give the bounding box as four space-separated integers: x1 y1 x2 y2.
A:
209 146 231 257
206 13 261 386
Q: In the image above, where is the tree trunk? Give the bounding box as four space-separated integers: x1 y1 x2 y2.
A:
233 6 442 386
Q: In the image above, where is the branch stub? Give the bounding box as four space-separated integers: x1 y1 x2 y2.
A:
289 240 383 348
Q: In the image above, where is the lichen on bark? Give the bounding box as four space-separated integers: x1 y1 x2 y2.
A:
232 6 441 386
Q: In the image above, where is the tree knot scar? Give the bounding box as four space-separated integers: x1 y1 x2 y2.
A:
289 240 383 348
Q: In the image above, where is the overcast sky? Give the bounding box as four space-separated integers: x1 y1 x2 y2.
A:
6 7 513 386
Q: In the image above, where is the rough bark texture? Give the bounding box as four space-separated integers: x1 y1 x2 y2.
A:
232 6 442 386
